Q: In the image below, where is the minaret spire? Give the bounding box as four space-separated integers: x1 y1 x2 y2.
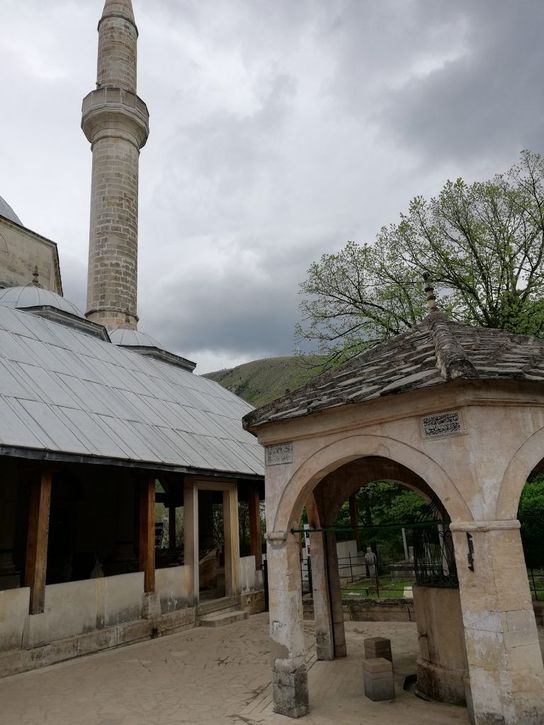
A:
82 0 149 330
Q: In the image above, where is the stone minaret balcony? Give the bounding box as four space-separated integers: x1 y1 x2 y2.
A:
82 0 149 331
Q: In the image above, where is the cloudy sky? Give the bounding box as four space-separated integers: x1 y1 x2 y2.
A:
1 0 543 373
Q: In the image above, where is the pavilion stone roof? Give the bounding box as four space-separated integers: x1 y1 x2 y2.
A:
243 311 544 430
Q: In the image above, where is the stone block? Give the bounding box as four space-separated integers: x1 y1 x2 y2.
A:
363 657 395 701
240 589 266 615
273 661 309 718
364 636 392 662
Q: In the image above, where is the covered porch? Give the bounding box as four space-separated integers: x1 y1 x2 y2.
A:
0 455 264 677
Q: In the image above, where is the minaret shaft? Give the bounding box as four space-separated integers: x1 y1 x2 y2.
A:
82 0 149 330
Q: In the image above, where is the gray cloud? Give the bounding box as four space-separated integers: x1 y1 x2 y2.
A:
1 0 543 372
377 0 544 164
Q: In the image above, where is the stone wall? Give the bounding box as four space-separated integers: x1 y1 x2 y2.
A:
0 560 266 678
413 585 468 705
341 596 415 622
0 218 61 292
0 570 195 677
239 555 263 593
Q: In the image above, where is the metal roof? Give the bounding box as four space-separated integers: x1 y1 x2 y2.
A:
0 305 263 478
244 310 544 430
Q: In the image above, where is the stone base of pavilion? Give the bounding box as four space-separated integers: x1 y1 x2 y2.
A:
242 618 475 724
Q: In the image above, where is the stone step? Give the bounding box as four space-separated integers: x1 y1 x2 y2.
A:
197 596 238 616
199 609 249 627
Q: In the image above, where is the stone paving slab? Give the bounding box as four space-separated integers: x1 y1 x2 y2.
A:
0 614 473 724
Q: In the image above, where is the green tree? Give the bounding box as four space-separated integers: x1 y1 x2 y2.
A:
519 475 544 569
297 151 544 363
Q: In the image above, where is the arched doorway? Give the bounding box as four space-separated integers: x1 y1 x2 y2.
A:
249 413 544 723
303 460 467 705
264 439 472 718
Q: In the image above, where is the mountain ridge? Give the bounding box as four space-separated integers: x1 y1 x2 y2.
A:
203 355 325 408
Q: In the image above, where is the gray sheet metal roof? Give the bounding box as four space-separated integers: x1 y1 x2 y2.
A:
0 305 263 477
244 310 544 430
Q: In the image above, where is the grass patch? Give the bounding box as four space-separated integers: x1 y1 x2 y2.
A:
342 577 414 599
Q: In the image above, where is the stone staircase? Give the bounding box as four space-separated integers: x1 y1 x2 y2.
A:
197 596 249 627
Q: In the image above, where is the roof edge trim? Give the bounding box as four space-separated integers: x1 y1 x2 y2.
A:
0 446 263 481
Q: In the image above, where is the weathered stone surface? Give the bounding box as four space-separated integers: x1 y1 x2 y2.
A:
0 217 62 292
82 0 149 330
199 609 249 627
240 589 266 615
414 585 468 705
364 636 392 662
363 657 395 701
342 597 415 623
272 661 309 718
243 313 544 429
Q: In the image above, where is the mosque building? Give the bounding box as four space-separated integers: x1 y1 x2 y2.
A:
0 0 264 676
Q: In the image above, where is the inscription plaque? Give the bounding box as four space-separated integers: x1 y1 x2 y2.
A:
422 411 462 438
265 442 293 466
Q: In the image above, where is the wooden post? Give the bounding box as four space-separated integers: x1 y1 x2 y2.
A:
139 477 156 593
25 471 52 615
183 480 198 603
349 494 361 551
223 486 240 597
248 488 262 569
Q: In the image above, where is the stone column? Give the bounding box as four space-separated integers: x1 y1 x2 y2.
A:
451 520 544 724
325 531 347 657
309 530 334 660
268 532 309 718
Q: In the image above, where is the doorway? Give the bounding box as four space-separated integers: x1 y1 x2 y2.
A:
198 489 226 601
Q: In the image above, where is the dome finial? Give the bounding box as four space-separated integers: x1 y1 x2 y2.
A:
423 272 438 313
32 266 41 287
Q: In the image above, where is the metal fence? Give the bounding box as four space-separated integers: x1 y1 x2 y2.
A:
529 568 544 601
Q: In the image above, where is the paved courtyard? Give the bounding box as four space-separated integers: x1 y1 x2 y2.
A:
0 613 473 725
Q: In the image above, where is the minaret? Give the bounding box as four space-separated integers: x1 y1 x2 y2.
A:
82 0 149 330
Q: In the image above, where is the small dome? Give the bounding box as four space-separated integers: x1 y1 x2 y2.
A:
0 285 84 318
110 327 197 372
109 328 163 348
0 196 22 226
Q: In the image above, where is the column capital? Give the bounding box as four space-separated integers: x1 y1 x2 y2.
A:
267 531 288 547
450 519 520 533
